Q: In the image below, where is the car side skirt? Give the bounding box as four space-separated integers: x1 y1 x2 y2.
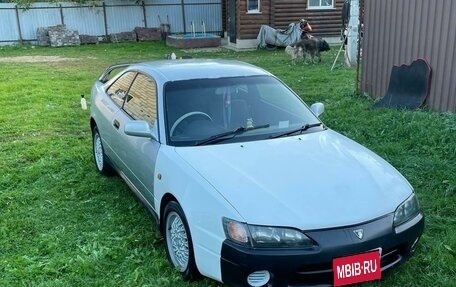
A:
118 170 159 224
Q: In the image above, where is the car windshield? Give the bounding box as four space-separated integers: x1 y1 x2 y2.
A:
164 75 322 146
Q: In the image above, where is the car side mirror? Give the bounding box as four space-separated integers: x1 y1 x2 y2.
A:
124 120 158 141
310 102 325 117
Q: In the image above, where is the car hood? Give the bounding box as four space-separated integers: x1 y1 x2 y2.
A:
174 130 413 230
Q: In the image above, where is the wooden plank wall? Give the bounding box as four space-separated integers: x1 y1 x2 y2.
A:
237 0 271 39
231 0 344 40
272 0 345 37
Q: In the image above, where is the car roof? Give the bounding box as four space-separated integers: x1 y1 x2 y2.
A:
127 59 273 82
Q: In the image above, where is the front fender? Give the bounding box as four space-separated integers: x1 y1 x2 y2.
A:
154 145 243 282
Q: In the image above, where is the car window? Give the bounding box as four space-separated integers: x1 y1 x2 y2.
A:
106 71 137 107
123 73 157 125
256 82 306 117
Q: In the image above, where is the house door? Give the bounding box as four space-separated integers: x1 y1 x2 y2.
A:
228 0 236 43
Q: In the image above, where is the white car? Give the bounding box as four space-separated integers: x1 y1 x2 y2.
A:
90 59 424 287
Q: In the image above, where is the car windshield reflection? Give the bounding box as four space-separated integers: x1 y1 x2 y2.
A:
164 75 321 146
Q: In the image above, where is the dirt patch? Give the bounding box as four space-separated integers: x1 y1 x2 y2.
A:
0 55 79 63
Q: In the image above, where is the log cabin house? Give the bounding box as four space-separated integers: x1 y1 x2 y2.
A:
223 0 346 49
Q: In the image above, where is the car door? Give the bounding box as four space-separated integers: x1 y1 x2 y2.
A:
98 71 137 167
111 72 160 206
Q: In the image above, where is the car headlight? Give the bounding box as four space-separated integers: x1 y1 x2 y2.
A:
223 218 313 248
393 194 420 227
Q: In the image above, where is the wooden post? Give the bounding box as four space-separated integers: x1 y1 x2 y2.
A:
355 0 363 94
346 0 359 67
15 5 23 44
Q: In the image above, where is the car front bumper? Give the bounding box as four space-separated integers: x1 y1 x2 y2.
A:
220 213 424 287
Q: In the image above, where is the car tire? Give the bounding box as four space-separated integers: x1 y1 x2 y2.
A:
163 201 200 281
92 126 114 176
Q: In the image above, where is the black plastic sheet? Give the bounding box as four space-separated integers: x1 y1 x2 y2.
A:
374 59 432 109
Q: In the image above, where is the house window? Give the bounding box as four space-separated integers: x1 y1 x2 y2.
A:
247 0 260 13
308 0 333 9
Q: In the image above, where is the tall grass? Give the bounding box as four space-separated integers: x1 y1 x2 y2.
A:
0 41 454 286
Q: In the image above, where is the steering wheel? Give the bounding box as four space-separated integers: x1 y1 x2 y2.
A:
170 111 213 137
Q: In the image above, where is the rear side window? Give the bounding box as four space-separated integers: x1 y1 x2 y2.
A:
123 73 157 125
106 72 137 107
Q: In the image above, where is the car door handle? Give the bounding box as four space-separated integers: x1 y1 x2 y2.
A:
113 119 120 130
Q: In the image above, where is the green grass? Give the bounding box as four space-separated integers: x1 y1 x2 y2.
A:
0 41 455 287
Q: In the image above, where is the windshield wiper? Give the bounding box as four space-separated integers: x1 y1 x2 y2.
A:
269 122 324 139
195 124 270 146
